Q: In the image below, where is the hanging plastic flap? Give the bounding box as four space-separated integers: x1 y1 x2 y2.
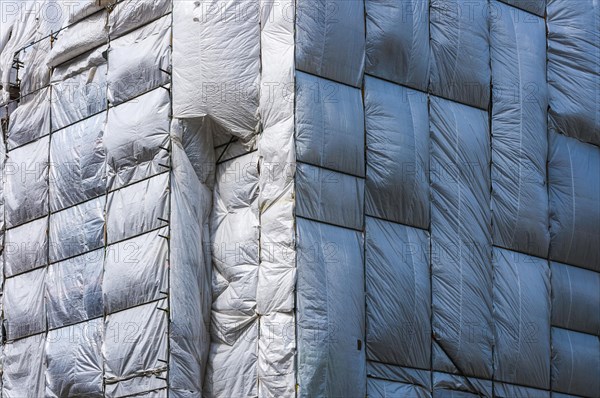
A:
2 334 45 398
49 197 104 263
46 249 103 329
296 218 365 398
108 0 172 39
430 0 490 109
498 0 545 16
296 0 365 87
105 87 170 189
51 46 108 131
491 4 549 258
551 327 600 397
365 0 429 91
547 0 600 145
493 247 550 389
365 217 431 370
46 10 108 68
172 0 260 144
7 87 50 149
104 228 168 314
296 162 364 230
106 172 169 243
4 136 49 228
551 262 600 336
430 96 493 379
45 319 103 397
432 372 493 397
295 71 365 177
4 217 48 277
49 113 106 212
548 132 600 271
364 76 429 229
107 16 171 105
103 300 168 393
3 267 46 340
169 120 214 396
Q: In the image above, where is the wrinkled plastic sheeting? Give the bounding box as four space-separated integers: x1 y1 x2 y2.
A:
108 0 171 39
430 0 490 109
494 382 550 398
368 378 431 398
49 113 106 212
46 249 103 329
169 118 214 396
63 0 111 25
296 0 365 87
295 71 365 177
551 262 600 336
46 10 108 68
364 76 429 229
2 334 45 398
296 218 365 398
548 132 600 271
104 300 168 397
430 97 493 379
107 16 171 105
547 0 600 145
45 319 103 397
17 37 51 97
49 197 104 262
493 248 550 389
365 0 429 91
3 267 46 340
366 217 430 369
106 172 169 243
551 327 600 397
104 228 168 314
367 361 431 390
4 217 47 277
296 162 364 230
206 152 259 397
105 87 170 189
491 4 549 258
51 46 107 131
172 0 260 144
4 136 49 228
7 88 50 150
256 1 297 394
432 372 493 397
498 0 545 16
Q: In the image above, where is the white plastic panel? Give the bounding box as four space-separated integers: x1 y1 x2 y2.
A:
105 87 170 189
104 228 168 314
106 172 169 243
49 113 106 212
49 197 105 263
7 88 50 149
3 268 46 340
4 217 48 277
107 16 171 105
4 136 49 228
2 335 45 398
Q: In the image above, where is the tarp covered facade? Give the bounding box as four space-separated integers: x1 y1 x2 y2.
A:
0 0 598 397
